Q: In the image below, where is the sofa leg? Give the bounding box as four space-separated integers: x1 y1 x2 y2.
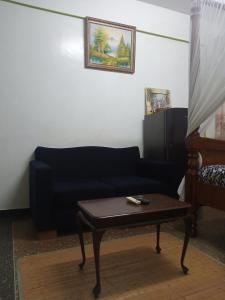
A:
37 230 57 240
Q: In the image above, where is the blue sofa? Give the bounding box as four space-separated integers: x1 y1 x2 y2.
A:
29 146 183 233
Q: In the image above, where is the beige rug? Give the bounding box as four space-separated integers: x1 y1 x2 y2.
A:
17 232 225 300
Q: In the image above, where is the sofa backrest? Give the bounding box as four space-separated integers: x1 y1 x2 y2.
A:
35 146 140 179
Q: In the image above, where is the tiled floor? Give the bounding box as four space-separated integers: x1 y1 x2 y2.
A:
1 206 225 300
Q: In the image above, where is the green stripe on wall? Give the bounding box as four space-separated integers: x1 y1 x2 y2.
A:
0 0 189 44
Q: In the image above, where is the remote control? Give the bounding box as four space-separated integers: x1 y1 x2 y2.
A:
126 196 141 205
134 195 150 205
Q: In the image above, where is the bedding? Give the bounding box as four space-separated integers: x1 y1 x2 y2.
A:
199 165 225 187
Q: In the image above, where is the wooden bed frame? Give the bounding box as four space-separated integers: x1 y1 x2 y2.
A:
185 131 225 236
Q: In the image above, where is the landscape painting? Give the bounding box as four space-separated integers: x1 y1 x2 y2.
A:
85 17 136 73
215 103 225 140
145 88 171 115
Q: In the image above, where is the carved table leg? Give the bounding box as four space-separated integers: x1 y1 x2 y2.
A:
92 229 105 298
181 215 192 274
155 224 161 254
77 211 86 270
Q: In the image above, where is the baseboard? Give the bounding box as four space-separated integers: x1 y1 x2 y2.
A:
0 208 30 217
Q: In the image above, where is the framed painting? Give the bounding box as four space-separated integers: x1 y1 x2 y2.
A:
85 17 136 73
145 88 171 115
215 103 225 140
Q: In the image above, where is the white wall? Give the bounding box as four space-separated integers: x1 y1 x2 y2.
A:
0 0 190 209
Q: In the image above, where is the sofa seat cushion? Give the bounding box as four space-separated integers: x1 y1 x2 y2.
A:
53 179 115 209
100 176 164 196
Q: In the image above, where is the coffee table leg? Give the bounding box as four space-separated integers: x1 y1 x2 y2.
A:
181 215 192 274
92 229 105 298
76 211 86 270
156 224 161 254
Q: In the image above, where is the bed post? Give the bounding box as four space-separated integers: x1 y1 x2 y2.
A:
185 131 200 237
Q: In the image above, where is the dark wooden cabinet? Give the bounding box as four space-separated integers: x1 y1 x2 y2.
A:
143 108 187 162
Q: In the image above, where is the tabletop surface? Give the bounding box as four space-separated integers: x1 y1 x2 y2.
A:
78 194 191 220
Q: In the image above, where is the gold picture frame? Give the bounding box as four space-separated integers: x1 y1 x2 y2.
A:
85 17 136 73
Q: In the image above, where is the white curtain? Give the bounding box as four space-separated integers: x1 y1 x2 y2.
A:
178 0 225 199
188 0 225 136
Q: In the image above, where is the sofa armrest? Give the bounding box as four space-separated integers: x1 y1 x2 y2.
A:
29 160 55 231
137 159 186 185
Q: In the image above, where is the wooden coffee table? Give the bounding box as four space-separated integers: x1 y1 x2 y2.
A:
76 194 192 298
